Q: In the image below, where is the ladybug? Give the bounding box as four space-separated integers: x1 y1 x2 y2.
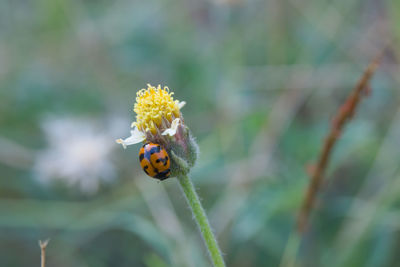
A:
139 142 171 180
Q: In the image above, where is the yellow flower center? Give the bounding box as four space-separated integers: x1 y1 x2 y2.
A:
133 84 181 134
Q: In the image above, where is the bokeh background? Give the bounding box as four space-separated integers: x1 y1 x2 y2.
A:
0 0 399 266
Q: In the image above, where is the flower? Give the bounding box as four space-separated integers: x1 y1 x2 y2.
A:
116 84 198 177
116 84 186 148
34 116 117 194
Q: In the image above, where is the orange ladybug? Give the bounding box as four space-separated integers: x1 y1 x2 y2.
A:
139 142 171 180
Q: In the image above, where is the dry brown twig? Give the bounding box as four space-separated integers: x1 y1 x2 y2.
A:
39 239 50 267
296 51 384 233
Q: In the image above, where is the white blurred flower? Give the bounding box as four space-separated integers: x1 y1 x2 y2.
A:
34 116 120 194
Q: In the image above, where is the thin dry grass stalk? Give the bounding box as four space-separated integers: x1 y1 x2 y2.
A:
39 239 50 267
296 51 384 233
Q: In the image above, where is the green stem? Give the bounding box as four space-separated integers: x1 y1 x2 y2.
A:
177 174 225 267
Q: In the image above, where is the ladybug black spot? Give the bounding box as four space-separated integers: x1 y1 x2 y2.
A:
154 169 171 180
155 156 168 165
143 165 149 175
139 153 145 162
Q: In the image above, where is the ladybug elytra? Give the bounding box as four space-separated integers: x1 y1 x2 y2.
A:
139 142 171 180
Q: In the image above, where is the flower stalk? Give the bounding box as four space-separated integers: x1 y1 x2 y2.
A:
177 173 225 267
116 84 225 266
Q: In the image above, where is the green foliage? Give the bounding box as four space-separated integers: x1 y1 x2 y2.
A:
0 0 399 266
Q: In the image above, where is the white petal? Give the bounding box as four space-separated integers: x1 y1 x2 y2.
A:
116 127 145 149
162 118 181 137
178 101 186 109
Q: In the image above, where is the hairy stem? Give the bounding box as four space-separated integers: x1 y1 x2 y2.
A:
177 174 225 267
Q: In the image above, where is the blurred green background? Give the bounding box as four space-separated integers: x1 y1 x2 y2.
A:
0 0 399 266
